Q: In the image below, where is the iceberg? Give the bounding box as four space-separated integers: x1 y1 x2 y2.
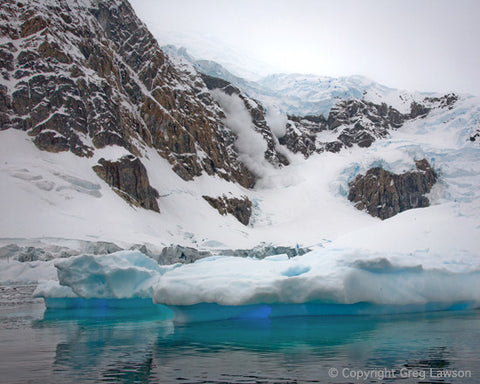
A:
34 251 177 317
34 249 480 323
53 251 169 299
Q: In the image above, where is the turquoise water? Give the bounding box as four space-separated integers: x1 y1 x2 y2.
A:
1 285 480 383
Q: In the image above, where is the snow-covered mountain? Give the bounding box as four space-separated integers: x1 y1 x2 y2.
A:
163 45 434 117
0 0 479 276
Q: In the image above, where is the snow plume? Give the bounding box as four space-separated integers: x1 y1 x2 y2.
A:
211 90 273 181
265 105 287 138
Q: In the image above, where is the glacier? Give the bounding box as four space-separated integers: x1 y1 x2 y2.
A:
34 249 480 323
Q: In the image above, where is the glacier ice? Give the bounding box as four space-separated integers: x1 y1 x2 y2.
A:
35 249 480 323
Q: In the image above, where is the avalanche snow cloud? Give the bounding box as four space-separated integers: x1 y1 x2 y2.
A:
35 248 480 323
210 90 274 180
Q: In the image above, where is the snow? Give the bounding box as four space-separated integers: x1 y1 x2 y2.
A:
0 129 253 248
163 44 432 117
1 92 479 252
211 90 273 179
253 73 432 116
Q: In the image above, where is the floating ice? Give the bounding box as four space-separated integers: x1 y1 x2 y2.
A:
153 251 480 323
35 251 178 300
152 251 480 306
35 249 480 323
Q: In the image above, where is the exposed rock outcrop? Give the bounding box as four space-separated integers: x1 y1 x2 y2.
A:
0 0 256 189
280 99 405 157
347 159 437 220
471 130 480 143
203 194 253 225
280 96 457 157
93 155 160 212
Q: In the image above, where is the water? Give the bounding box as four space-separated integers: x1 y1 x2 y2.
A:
1 285 480 383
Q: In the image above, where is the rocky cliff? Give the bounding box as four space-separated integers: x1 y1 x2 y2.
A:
93 155 160 212
347 159 438 220
279 95 458 158
203 194 253 225
0 0 256 194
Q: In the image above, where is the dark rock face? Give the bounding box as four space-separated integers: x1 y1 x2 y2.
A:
0 0 256 188
423 93 458 110
203 195 253 225
278 114 323 157
93 155 160 212
280 99 405 157
279 96 457 158
347 159 438 220
409 101 430 119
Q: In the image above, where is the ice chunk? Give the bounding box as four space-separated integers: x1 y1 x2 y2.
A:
152 249 480 310
34 280 78 298
0 259 57 283
35 249 480 323
35 277 174 317
53 251 176 299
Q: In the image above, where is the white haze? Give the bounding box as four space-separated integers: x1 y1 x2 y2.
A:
130 0 480 97
265 106 287 138
210 90 273 182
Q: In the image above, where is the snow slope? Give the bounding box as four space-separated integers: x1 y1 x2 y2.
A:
2 89 480 255
0 129 255 249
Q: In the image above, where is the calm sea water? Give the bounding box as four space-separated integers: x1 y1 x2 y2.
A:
1 284 480 384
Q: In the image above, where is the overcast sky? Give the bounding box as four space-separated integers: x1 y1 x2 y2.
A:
130 0 480 96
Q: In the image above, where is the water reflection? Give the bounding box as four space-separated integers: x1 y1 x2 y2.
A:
31 307 480 383
34 310 172 383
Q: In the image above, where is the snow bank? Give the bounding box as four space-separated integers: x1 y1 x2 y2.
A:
34 249 480 323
